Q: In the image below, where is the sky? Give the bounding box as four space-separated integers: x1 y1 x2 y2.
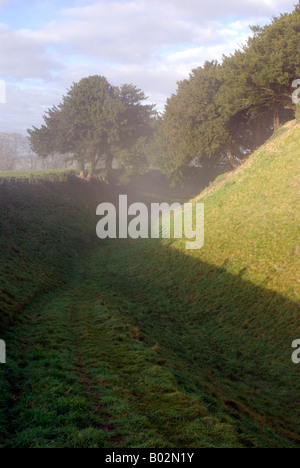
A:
0 0 297 134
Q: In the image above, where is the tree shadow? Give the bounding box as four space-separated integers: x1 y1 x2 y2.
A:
100 237 300 446
110 167 229 204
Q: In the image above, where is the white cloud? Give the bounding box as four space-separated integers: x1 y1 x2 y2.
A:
0 25 62 80
0 0 296 133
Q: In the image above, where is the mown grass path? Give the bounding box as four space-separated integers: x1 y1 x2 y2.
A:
1 240 299 448
0 247 239 448
0 121 299 448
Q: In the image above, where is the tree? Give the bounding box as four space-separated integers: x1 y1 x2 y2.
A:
219 7 300 131
163 61 231 177
17 135 41 170
0 133 20 171
145 116 170 175
28 76 155 180
113 84 155 179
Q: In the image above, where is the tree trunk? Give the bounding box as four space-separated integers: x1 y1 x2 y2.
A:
88 149 97 177
254 119 263 147
273 108 280 131
89 161 95 177
105 152 114 170
226 149 240 168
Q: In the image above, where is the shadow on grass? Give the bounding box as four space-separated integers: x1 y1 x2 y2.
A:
0 175 299 447
96 238 300 446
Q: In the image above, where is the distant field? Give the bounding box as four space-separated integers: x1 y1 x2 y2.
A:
0 169 77 178
0 169 78 183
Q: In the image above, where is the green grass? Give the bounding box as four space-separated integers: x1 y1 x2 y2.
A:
0 169 76 179
0 177 104 330
0 121 299 447
1 270 241 448
191 120 300 300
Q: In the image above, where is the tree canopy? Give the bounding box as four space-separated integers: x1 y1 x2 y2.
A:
163 62 228 172
28 76 155 178
28 7 299 184
153 7 299 179
219 8 300 129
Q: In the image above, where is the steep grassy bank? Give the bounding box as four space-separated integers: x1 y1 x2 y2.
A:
0 177 105 330
86 120 300 446
0 121 299 448
97 121 300 445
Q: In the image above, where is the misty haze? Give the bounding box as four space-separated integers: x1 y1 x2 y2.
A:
0 0 299 452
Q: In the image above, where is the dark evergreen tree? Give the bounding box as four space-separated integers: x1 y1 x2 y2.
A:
28 76 155 179
219 7 300 131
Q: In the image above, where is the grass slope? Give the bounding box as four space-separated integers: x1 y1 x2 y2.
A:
0 177 106 330
0 121 299 447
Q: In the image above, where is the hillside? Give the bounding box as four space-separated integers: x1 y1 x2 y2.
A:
0 121 299 448
0 175 104 330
